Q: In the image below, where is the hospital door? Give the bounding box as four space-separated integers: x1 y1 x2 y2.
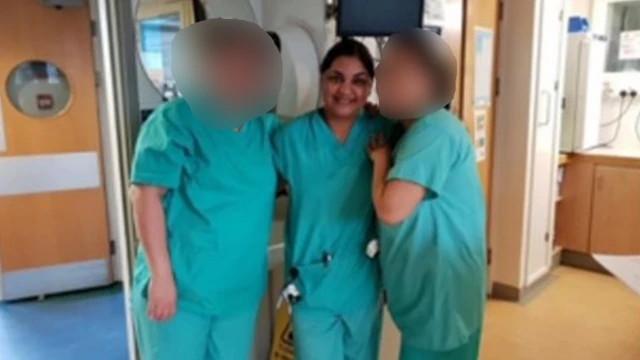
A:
0 1 111 300
525 0 567 286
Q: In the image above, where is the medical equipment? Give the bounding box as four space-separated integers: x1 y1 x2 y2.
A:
560 24 607 153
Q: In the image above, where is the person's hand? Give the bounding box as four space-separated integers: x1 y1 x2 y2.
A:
364 102 380 116
147 273 177 321
368 134 391 164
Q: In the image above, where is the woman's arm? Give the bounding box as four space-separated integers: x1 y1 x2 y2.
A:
130 185 171 277
129 185 176 321
369 135 427 226
372 160 426 225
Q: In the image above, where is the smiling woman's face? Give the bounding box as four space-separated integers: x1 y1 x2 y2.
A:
321 56 372 119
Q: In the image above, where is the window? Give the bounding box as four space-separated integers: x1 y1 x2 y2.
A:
605 1 640 72
6 61 71 118
138 13 181 91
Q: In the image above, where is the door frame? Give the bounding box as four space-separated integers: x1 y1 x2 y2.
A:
0 1 114 300
485 0 501 296
0 0 137 355
461 0 502 296
522 0 569 286
92 0 141 359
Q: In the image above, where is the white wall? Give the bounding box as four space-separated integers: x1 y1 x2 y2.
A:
570 0 594 16
600 73 640 148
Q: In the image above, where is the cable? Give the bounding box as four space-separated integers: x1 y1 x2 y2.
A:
600 95 635 127
603 113 624 146
598 95 636 146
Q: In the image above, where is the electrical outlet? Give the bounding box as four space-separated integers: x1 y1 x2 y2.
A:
602 75 640 98
602 81 616 97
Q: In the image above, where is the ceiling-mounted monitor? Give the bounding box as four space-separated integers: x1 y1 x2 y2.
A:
337 0 424 37
423 25 442 36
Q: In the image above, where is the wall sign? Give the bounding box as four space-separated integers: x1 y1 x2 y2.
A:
424 0 446 22
36 94 54 111
619 30 640 61
474 109 487 162
474 27 495 108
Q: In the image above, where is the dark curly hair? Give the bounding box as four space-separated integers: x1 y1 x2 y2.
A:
320 38 375 78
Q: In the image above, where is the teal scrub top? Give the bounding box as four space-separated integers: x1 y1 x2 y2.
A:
379 110 487 352
272 109 399 314
130 98 280 316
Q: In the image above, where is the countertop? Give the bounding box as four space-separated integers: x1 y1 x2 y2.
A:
562 146 640 168
580 146 640 159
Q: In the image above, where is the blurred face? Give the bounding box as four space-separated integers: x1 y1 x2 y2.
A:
321 56 372 119
204 42 271 108
172 18 282 130
375 43 436 119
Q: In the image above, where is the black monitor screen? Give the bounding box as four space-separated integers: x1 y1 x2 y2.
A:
337 0 424 37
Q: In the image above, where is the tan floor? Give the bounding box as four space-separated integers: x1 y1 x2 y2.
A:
481 266 640 360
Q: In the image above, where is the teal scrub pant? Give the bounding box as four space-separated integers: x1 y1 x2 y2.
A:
132 294 258 360
399 330 482 360
292 306 382 360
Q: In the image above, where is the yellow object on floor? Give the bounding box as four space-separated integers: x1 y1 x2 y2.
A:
270 305 295 360
481 266 640 360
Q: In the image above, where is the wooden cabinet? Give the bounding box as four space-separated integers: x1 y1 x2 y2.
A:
556 161 595 252
590 166 640 255
555 155 640 255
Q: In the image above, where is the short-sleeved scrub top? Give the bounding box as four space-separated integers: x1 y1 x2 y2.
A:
272 110 399 313
130 98 280 316
379 109 487 352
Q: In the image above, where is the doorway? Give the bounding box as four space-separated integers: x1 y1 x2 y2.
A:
0 1 131 359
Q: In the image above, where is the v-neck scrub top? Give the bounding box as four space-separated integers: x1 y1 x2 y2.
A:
272 110 398 314
379 110 487 352
130 98 280 316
